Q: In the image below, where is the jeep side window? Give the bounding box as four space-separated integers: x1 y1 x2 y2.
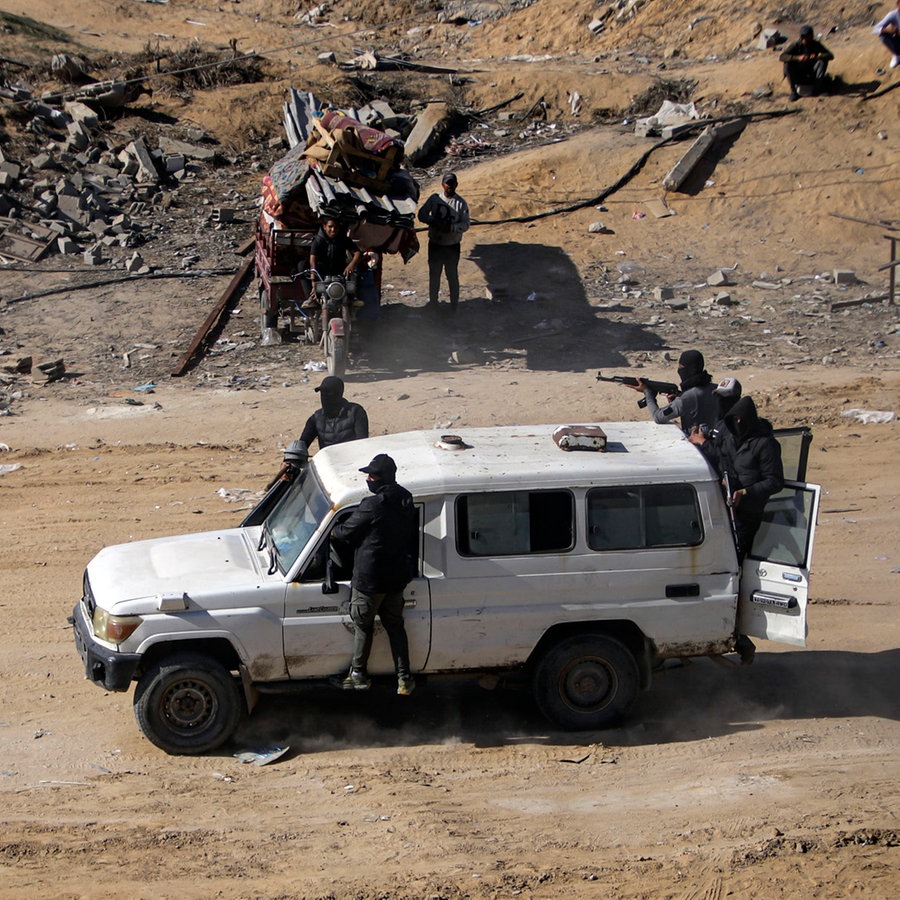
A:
455 490 574 556
587 484 702 551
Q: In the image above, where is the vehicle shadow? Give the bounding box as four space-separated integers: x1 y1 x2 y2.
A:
355 241 667 379
229 649 900 757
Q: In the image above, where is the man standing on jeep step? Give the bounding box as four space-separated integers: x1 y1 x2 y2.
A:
330 454 418 696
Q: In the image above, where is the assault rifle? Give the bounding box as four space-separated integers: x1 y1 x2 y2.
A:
596 372 680 409
723 470 741 558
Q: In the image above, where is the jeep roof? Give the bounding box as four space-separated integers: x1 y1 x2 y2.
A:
310 422 715 507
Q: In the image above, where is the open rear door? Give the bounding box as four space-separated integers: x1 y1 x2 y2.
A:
738 481 821 647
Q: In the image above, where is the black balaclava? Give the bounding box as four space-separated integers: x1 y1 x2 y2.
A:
725 396 760 441
677 350 710 391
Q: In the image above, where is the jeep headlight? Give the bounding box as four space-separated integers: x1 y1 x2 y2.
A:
93 608 142 643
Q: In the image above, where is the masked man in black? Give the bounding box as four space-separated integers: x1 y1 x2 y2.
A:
330 454 418 696
299 376 368 450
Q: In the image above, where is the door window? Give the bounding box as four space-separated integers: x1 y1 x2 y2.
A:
748 483 816 567
587 484 702 551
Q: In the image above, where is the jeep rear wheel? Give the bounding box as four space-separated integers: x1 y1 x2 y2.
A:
532 634 639 730
134 652 243 755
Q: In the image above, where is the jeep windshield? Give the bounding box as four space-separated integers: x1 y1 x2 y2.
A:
265 468 331 574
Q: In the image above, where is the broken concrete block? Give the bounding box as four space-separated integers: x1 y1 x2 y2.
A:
30 152 55 170
404 102 452 165
164 153 186 174
663 120 747 192
125 252 144 273
57 236 79 254
157 137 216 162
751 280 780 289
757 28 782 49
588 18 606 35
125 138 160 183
66 121 91 151
317 50 337 64
56 194 90 226
83 245 104 265
588 221 610 233
63 100 99 130
653 286 675 300
833 269 857 284
707 269 734 286
714 291 736 305
0 160 21 182
211 207 234 223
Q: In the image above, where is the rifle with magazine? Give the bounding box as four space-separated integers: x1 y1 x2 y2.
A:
723 470 741 558
596 372 680 408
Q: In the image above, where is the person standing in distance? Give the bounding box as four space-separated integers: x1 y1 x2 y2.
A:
299 375 368 450
417 172 470 312
330 454 418 695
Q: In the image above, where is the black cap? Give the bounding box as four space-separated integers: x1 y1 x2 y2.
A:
314 375 344 395
359 453 397 482
442 172 458 185
799 24 813 37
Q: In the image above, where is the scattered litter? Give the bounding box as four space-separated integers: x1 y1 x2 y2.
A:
133 383 156 392
216 487 257 502
303 360 327 372
0 464 22 475
632 210 646 220
526 291 537 302
234 744 290 766
840 409 894 425
398 290 416 296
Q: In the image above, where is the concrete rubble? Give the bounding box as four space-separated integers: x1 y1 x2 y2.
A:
0 80 227 268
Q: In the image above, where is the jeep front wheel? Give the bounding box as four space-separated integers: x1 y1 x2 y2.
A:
134 652 243 755
532 634 639 730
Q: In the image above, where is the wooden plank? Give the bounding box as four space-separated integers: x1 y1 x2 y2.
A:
171 257 254 377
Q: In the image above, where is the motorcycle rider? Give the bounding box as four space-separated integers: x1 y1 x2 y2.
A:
303 218 363 309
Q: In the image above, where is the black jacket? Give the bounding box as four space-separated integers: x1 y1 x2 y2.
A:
331 482 417 594
300 400 368 449
721 397 784 522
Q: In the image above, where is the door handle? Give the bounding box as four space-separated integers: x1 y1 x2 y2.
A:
665 583 700 598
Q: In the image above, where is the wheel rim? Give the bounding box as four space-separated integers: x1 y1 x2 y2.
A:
560 657 617 713
160 677 218 732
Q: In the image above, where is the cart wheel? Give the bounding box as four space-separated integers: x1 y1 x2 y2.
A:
259 283 277 336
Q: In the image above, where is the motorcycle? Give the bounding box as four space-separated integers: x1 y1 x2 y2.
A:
298 269 358 378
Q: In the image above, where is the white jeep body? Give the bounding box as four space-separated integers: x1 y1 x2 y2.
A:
72 422 819 754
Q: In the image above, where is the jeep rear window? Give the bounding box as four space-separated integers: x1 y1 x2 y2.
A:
455 490 574 556
587 484 703 551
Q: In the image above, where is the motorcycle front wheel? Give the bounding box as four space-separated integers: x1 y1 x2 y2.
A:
325 329 346 377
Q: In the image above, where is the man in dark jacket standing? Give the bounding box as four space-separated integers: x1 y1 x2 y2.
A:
719 396 784 559
417 172 470 312
299 376 368 450
331 454 418 695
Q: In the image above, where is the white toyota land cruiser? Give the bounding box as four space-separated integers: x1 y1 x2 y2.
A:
71 422 819 754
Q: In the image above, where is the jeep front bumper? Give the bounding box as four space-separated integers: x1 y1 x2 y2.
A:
71 600 141 692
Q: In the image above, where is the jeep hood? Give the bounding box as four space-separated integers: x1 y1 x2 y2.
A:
87 528 264 608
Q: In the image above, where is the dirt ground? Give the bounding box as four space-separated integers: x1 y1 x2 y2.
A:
1 0 899 897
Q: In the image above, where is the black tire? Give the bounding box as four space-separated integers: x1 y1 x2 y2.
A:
133 652 243 755
259 283 277 335
532 634 639 730
326 331 346 378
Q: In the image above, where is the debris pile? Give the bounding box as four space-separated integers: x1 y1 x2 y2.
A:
0 82 222 267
